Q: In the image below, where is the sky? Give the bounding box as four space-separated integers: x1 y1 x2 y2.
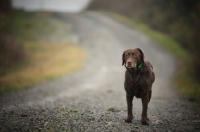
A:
11 0 92 12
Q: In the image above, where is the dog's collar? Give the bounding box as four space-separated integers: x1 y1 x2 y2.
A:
137 63 143 70
125 63 143 72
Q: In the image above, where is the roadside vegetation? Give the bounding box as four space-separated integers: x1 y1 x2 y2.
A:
88 0 200 104
103 12 199 102
0 11 87 95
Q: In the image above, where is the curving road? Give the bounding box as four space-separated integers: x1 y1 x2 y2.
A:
0 12 199 131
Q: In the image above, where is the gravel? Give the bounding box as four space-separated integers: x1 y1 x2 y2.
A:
1 101 199 131
0 11 199 131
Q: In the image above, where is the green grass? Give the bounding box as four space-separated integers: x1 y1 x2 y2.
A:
103 12 200 103
0 11 56 41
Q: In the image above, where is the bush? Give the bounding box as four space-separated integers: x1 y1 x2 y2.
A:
0 35 26 76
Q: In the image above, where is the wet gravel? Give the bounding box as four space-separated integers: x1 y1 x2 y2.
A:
0 12 200 131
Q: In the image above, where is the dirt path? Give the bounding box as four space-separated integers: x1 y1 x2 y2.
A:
0 12 199 132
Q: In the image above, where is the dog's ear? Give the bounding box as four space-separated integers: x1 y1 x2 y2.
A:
122 51 126 66
136 48 145 62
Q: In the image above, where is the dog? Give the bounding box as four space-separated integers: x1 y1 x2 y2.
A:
122 48 155 125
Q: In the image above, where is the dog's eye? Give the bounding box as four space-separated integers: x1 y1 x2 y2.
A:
133 53 138 56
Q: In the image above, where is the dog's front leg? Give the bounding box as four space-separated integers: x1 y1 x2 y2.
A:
125 94 134 123
141 94 149 125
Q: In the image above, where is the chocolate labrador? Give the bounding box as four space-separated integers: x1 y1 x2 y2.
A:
122 48 155 125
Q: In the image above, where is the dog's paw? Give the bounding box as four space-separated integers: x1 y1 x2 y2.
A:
141 120 149 125
125 119 132 123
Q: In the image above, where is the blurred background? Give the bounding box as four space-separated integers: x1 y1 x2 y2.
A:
11 0 91 12
0 0 199 101
88 0 200 77
0 0 91 94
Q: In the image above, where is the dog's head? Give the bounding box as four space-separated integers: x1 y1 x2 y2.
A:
122 48 144 70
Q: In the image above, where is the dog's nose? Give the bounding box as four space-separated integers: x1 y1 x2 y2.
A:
127 61 132 66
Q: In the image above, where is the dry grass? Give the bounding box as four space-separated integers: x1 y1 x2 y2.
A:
0 42 87 94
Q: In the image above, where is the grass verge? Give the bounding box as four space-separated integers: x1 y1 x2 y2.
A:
0 42 87 95
0 11 87 95
103 12 200 104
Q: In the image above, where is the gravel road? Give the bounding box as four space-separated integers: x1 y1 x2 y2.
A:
0 12 199 132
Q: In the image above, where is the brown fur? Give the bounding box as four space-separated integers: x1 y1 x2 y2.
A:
122 48 155 125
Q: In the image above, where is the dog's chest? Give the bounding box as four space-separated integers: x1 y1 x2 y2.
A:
129 82 143 98
128 76 146 98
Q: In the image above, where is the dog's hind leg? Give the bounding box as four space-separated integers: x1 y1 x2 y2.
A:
148 89 152 103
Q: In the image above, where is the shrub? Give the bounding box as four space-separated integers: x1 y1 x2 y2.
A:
0 35 26 76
